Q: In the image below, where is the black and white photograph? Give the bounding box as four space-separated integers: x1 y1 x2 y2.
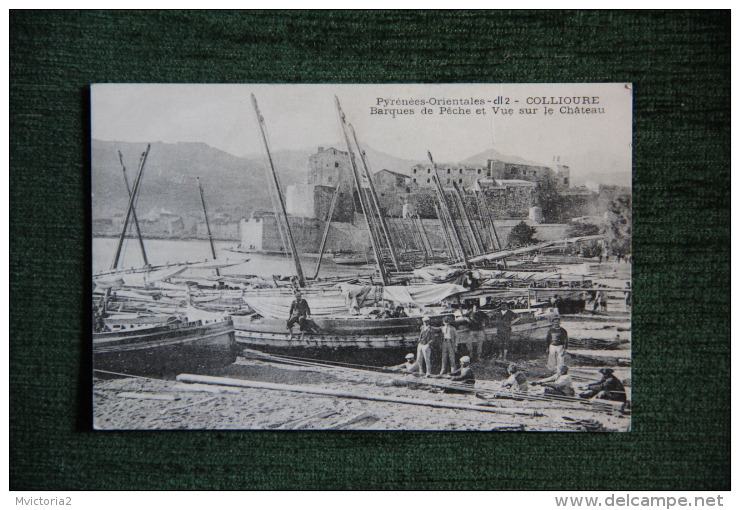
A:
91 83 633 431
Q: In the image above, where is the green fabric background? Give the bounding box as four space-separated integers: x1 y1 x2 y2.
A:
10 10 730 490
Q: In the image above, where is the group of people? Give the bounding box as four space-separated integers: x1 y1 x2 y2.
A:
389 313 626 403
504 363 626 402
286 292 627 404
407 303 519 377
389 351 476 386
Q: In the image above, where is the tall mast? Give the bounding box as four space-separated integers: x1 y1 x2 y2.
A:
335 96 389 285
428 152 470 269
197 177 220 277
434 203 456 261
251 94 306 287
111 144 150 270
452 182 483 255
415 214 434 257
349 124 401 272
461 186 488 254
476 189 507 267
312 183 342 279
118 150 149 266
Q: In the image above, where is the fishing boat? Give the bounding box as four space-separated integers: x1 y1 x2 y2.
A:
226 97 562 363
230 306 557 364
231 280 557 359
331 251 369 266
93 317 237 376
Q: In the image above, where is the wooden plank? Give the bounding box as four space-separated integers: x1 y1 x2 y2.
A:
116 392 179 401
176 374 534 416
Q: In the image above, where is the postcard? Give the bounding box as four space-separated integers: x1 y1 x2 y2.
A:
92 83 632 431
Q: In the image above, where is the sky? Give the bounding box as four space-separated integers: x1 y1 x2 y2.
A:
92 83 632 171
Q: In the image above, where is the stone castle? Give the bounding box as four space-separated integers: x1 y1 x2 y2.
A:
238 147 577 254
284 146 571 221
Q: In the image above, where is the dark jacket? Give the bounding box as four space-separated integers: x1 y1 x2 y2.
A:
588 374 626 395
289 298 310 318
468 310 488 331
546 326 569 350
450 365 475 384
418 325 438 346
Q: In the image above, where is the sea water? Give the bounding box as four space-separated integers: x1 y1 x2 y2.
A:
92 237 375 279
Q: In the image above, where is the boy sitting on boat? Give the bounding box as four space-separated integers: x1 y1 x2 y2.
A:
287 291 311 339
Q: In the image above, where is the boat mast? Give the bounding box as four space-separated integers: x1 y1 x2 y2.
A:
415 214 435 258
475 188 507 267
349 124 401 272
452 182 483 255
335 96 389 285
428 152 470 269
433 203 456 261
118 151 149 266
461 186 488 254
312 183 342 279
111 143 150 271
251 94 306 288
197 176 220 277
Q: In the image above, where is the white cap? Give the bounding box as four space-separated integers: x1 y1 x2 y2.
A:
460 356 471 363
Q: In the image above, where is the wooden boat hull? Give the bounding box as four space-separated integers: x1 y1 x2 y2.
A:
231 309 556 364
94 319 237 376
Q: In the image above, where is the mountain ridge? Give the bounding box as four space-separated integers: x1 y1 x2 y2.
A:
92 139 629 219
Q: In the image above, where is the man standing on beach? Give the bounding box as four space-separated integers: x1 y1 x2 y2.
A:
546 317 569 371
439 315 458 375
496 302 517 361
287 291 311 339
467 304 488 361
416 316 436 377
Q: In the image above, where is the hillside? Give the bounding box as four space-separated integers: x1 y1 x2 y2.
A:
461 148 545 167
92 140 631 220
92 140 311 219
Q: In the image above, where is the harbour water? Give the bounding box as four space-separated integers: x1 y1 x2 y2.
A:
92 237 375 279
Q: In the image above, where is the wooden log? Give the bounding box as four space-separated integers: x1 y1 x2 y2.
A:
117 392 179 401
171 382 244 394
176 374 532 416
325 411 378 430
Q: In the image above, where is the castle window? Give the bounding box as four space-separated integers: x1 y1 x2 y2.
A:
459 169 462 174
413 168 417 174
447 169 450 174
478 169 481 174
459 178 463 183
427 178 431 183
413 178 417 183
427 168 431 174
335 162 339 168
